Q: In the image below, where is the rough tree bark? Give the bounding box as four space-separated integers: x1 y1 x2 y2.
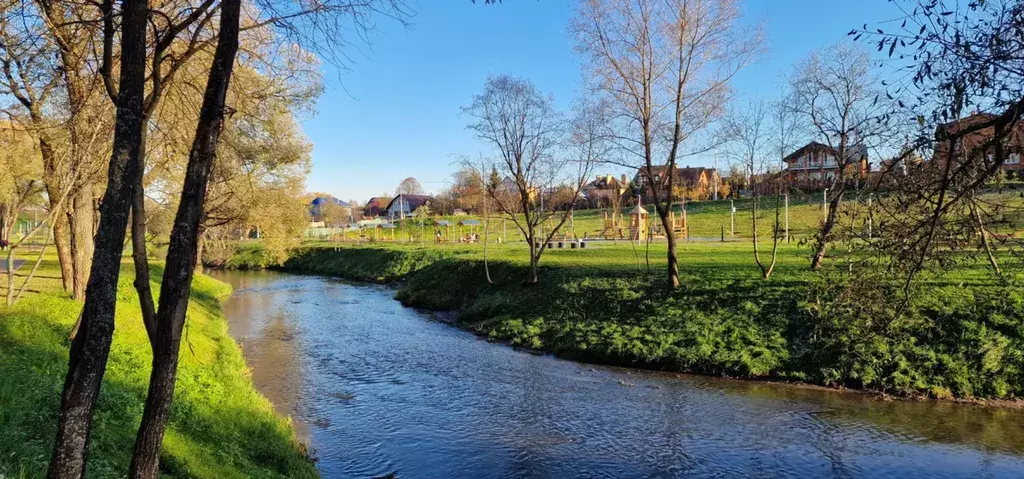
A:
129 0 241 475
69 184 95 300
46 0 148 475
42 142 74 294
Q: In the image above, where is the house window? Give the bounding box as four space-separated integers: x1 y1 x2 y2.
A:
1008 153 1021 165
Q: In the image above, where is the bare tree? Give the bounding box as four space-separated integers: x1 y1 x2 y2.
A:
395 177 425 196
789 43 887 270
464 75 597 284
572 0 762 288
723 98 779 278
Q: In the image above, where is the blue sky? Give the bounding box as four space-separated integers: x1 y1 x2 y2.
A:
302 1 902 203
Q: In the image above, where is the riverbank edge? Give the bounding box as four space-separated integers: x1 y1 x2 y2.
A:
0 266 319 477
277 245 1024 408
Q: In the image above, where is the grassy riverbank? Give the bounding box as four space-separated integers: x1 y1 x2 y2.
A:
0 257 317 478
283 242 1024 401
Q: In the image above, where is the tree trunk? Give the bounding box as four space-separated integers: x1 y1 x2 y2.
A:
131 129 157 346
40 123 75 295
47 0 148 475
195 230 205 273
656 206 680 288
526 232 539 284
752 193 766 277
47 182 75 294
70 184 95 301
810 189 844 270
130 1 241 475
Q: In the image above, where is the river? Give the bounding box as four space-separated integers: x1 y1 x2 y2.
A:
209 269 1024 478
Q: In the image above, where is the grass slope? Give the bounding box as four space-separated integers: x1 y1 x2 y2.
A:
0 257 317 478
284 242 1024 401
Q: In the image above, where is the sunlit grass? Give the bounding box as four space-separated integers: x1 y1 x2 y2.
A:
0 254 317 478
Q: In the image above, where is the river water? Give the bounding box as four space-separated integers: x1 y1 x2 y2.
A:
209 270 1024 478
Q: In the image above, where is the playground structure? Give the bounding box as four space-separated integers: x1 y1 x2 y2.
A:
597 210 627 239
458 219 481 243
629 204 648 241
375 222 396 241
648 210 688 239
434 220 453 243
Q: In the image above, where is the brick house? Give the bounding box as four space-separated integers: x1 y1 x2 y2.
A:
582 174 630 208
633 165 720 201
364 197 391 217
933 112 1024 176
782 141 869 186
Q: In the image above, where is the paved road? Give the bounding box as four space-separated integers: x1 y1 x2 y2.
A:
0 258 26 273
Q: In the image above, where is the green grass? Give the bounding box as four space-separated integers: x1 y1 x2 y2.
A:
281 240 1024 401
0 255 317 478
307 193 836 245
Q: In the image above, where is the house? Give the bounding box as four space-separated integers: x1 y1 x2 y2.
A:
782 141 869 185
364 197 391 217
582 174 630 208
309 196 352 225
385 194 432 219
633 165 720 201
496 176 539 202
933 112 1024 177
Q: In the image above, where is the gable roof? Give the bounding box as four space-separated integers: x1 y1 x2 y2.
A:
586 174 628 189
783 141 833 163
310 196 350 208
641 165 717 185
783 141 869 164
385 194 432 211
365 197 390 209
934 112 1024 156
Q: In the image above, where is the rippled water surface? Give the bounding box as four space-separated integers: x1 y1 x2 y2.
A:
210 270 1024 478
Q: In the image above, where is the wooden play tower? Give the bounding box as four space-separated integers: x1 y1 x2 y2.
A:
629 202 648 241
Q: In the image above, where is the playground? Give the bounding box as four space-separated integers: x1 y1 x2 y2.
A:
302 194 833 248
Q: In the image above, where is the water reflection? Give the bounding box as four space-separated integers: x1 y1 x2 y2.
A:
210 270 1024 478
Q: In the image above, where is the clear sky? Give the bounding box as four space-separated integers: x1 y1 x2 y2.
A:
301 0 902 203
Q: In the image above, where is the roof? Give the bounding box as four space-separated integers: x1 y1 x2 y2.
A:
934 112 1024 157
629 204 648 216
365 197 391 209
937 113 999 136
586 174 628 189
435 220 452 226
385 194 432 211
782 142 833 163
458 219 481 226
783 141 869 164
310 196 350 207
642 165 717 185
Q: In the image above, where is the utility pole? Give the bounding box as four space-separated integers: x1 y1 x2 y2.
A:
730 199 735 238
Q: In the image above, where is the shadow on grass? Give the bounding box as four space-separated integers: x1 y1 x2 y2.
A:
0 286 315 479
